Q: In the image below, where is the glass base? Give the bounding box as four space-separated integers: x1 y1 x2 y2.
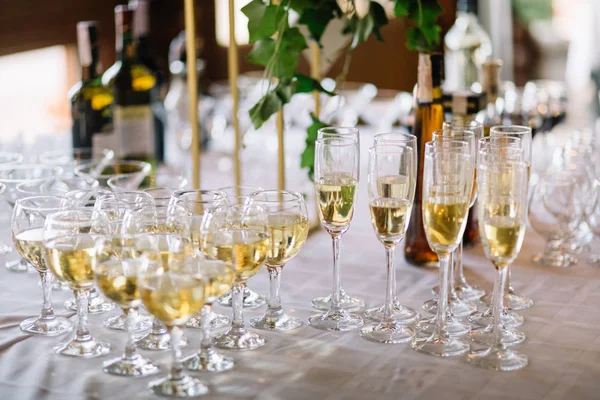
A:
481 292 533 311
54 337 111 358
103 354 161 377
65 296 116 314
212 329 266 350
466 347 528 371
364 303 419 325
360 322 415 344
414 315 470 337
532 252 575 268
469 308 524 329
588 254 600 266
422 297 477 317
19 316 73 336
51 279 70 291
249 312 303 331
149 374 209 398
469 325 526 347
411 333 470 357
308 309 363 332
183 348 235 372
0 242 12 254
185 311 230 330
5 259 30 273
311 290 365 312
104 312 152 332
137 331 189 351
432 283 486 301
216 287 266 309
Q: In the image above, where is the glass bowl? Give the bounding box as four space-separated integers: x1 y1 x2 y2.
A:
107 172 188 191
74 160 151 188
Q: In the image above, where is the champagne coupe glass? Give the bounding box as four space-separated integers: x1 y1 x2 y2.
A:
485 125 533 311
215 185 268 309
44 209 111 357
170 189 231 329
312 127 365 312
309 136 363 331
108 172 188 191
411 141 474 356
364 132 419 325
16 177 99 197
203 203 270 350
422 129 478 318
585 179 600 265
0 164 63 271
183 259 236 372
11 196 74 335
248 190 309 331
94 257 160 376
124 206 194 351
360 144 416 344
140 258 208 397
439 119 485 301
528 174 580 267
93 191 154 331
39 147 114 176
467 160 529 371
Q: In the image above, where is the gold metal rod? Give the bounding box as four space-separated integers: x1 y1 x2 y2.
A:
277 110 285 190
310 41 321 117
184 0 200 189
228 0 242 194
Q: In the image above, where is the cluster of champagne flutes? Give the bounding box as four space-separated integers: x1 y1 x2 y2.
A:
308 126 532 372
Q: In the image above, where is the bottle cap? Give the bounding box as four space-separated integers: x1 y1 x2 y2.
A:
479 59 503 102
115 5 134 52
131 0 150 38
76 21 99 67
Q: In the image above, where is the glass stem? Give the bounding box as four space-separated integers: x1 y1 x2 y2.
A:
89 287 99 300
168 326 184 381
493 266 509 349
150 317 167 335
434 253 451 336
200 305 212 352
505 266 514 294
266 265 284 319
74 289 91 342
123 307 137 360
382 245 396 325
39 271 56 321
331 234 342 311
448 251 456 296
231 282 246 335
455 241 466 286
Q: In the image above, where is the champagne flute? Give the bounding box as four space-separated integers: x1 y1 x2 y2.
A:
422 129 478 319
44 209 111 357
215 185 268 309
11 196 74 335
440 119 485 301
312 127 365 312
467 159 529 371
309 136 363 331
248 190 309 331
411 141 474 356
360 144 416 344
485 125 533 311
183 259 236 372
0 164 63 272
94 257 160 376
170 189 231 329
203 203 270 350
140 258 208 397
365 132 419 325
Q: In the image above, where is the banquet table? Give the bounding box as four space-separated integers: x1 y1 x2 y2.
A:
1 132 600 400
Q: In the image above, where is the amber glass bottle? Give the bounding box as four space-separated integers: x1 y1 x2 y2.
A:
404 53 444 267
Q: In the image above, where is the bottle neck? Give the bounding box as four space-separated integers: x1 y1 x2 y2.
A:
81 63 100 82
118 32 137 63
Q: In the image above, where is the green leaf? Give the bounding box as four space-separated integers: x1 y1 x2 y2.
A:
406 26 431 52
370 2 389 42
394 0 410 17
249 91 282 130
242 2 286 43
289 0 317 14
246 37 275 66
272 27 308 78
350 14 373 48
293 74 335 96
300 113 327 180
275 78 296 103
298 7 335 42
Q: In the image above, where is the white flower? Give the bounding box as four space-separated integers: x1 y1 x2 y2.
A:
354 0 370 18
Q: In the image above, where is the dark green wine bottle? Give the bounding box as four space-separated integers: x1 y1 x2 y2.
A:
102 5 156 168
69 21 113 155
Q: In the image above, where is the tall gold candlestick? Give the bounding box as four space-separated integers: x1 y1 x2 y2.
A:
310 41 321 117
228 0 242 195
184 0 200 189
277 110 285 190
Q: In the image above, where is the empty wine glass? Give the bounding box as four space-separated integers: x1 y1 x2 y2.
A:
585 180 600 265
0 164 63 272
12 196 74 335
411 141 474 357
215 185 268 310
309 135 363 331
364 132 419 325
311 127 365 312
0 152 23 255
